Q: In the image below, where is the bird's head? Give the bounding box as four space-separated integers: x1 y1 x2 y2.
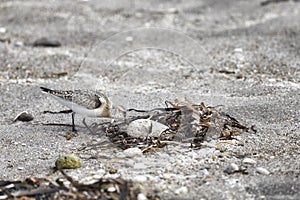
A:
98 95 112 118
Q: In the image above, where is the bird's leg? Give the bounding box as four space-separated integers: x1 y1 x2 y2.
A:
59 110 73 114
71 112 77 132
82 118 96 134
43 109 73 114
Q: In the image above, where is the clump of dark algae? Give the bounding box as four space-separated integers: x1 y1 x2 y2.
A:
86 99 255 152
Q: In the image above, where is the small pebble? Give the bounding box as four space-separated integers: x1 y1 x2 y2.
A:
167 8 179 13
107 187 116 192
92 174 102 180
135 12 143 18
108 167 118 174
55 154 82 169
256 167 270 175
15 41 24 47
0 194 8 199
133 175 148 182
175 186 188 195
163 173 172 179
33 37 61 47
242 158 257 165
224 163 239 174
234 48 243 52
201 168 209 176
125 36 133 42
4 184 15 189
0 27 6 33
13 111 34 122
82 177 98 185
123 147 143 157
137 193 147 200
134 163 147 170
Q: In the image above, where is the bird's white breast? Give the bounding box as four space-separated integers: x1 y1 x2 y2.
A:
52 95 103 117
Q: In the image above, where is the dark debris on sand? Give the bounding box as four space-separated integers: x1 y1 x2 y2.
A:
0 169 156 200
86 100 255 152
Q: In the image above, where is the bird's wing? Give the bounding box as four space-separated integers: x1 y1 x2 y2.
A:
41 87 102 110
71 91 102 109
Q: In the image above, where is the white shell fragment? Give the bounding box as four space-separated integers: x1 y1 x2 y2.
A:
133 175 148 182
0 27 6 33
175 186 188 195
123 147 143 157
127 119 168 138
137 193 148 200
256 167 270 175
224 163 239 174
242 158 257 165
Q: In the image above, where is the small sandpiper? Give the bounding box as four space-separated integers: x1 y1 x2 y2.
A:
40 87 111 131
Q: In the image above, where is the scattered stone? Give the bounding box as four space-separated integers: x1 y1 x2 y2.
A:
256 167 270 175
0 194 8 199
242 158 257 165
123 147 143 157
167 8 179 13
201 168 209 176
14 41 24 47
234 48 243 52
0 27 6 33
65 133 72 140
127 119 169 138
163 173 172 179
133 175 148 182
32 37 61 47
107 186 116 192
135 12 143 18
82 176 98 185
17 167 24 170
125 36 133 42
55 154 82 169
13 111 34 122
137 193 147 200
175 186 188 195
92 174 102 180
108 166 118 174
133 163 148 170
0 37 10 43
224 163 239 174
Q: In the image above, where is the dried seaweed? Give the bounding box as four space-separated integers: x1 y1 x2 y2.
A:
83 100 252 151
0 170 139 200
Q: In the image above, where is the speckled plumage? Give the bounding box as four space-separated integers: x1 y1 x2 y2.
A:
40 87 111 119
42 88 102 109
